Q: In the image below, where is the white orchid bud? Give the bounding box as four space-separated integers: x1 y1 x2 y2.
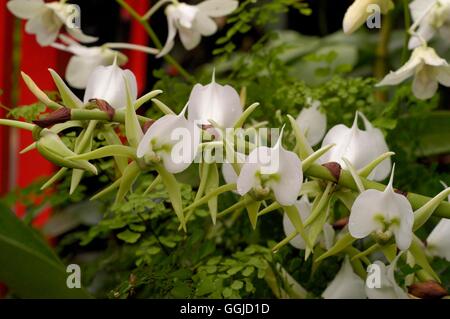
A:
349 166 414 251
236 130 303 206
296 98 327 147
319 112 391 181
187 72 243 128
83 61 137 110
158 0 238 57
322 257 366 299
343 0 394 35
365 255 409 299
377 45 450 100
7 0 98 46
137 106 201 174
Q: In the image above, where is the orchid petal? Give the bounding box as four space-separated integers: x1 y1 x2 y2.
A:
322 257 366 299
197 0 239 17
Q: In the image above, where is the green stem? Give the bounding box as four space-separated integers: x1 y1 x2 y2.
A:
0 119 35 131
305 164 450 219
401 0 411 64
115 0 195 83
70 109 149 125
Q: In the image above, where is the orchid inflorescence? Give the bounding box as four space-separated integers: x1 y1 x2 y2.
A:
3 0 450 299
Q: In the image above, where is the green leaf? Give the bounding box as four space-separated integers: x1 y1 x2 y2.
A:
231 280 244 290
246 200 261 230
222 287 233 298
115 161 141 204
125 77 144 148
0 203 91 298
117 230 141 244
409 235 440 282
314 232 356 263
205 163 219 224
48 69 83 109
156 164 186 231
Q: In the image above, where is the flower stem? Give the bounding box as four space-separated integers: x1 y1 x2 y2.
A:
115 0 195 83
374 11 392 102
401 0 411 63
70 109 150 125
305 164 450 219
104 42 158 55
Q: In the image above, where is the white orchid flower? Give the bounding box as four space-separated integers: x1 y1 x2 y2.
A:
137 106 201 174
187 72 243 128
282 196 335 250
377 45 450 100
322 257 366 299
319 112 391 181
408 0 450 49
157 0 238 57
296 98 327 147
349 166 414 251
83 61 137 110
237 130 303 206
7 0 98 46
426 182 450 261
365 255 410 299
343 0 394 35
51 35 128 89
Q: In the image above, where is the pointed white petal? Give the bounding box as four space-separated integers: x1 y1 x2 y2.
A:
377 54 422 86
197 0 239 17
322 257 366 299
